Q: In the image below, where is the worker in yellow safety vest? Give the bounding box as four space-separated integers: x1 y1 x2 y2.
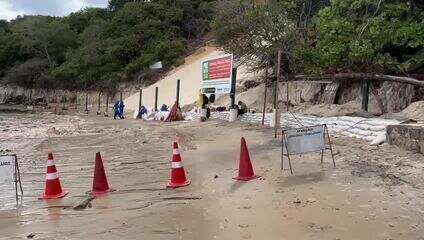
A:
197 90 204 108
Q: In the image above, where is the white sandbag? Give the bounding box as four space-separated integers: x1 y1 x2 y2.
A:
133 109 139 119
368 126 386 132
370 133 387 146
154 111 170 121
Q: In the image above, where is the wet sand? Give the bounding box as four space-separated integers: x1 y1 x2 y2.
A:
1 113 424 239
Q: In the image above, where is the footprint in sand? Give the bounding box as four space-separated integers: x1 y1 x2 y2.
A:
238 206 252 210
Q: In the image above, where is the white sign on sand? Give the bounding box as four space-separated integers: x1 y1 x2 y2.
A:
285 125 325 155
0 155 15 183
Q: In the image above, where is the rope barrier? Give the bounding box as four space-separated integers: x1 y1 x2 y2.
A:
327 119 371 137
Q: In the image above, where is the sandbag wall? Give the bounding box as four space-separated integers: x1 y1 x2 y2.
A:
184 111 400 144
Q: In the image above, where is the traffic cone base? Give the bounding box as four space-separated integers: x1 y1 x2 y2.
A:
167 179 191 188
232 175 259 181
88 188 116 197
39 191 69 200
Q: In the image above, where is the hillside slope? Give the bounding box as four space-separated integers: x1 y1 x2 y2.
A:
124 46 257 111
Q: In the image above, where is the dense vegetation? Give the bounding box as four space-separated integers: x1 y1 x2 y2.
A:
0 0 422 92
212 0 424 75
0 0 215 92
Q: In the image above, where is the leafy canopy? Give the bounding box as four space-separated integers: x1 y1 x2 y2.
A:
0 0 215 92
212 0 424 75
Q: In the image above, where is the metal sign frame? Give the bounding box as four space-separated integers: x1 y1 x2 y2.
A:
281 124 335 174
0 154 23 205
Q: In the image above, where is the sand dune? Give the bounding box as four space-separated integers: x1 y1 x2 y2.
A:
124 46 224 111
124 46 258 111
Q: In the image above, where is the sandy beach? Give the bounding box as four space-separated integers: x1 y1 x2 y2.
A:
1 112 424 239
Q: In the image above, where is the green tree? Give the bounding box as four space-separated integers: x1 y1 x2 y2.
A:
301 0 424 74
0 0 216 91
212 0 295 70
0 20 8 33
52 19 113 90
65 8 110 34
0 32 23 77
108 0 147 11
11 16 78 66
3 58 50 89
107 1 190 75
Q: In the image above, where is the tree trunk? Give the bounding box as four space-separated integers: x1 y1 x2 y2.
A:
44 46 52 65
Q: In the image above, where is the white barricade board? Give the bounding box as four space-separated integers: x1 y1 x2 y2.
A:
285 125 325 155
281 124 336 174
0 155 15 184
0 155 16 209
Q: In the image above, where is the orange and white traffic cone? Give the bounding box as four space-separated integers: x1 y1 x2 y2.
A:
89 152 115 196
39 152 69 200
167 142 190 188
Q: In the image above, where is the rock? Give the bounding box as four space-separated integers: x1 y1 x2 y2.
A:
388 223 395 228
293 199 302 204
307 198 317 203
387 124 424 154
27 233 35 239
380 82 415 112
73 196 95 210
46 127 60 135
214 175 218 179
348 111 376 118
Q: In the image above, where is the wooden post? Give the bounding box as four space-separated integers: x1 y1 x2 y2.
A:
274 50 282 138
105 92 109 117
272 79 277 108
97 92 101 115
274 51 281 109
53 90 57 113
273 80 278 138
262 67 268 125
286 74 289 112
85 93 89 113
154 87 158 111
361 79 370 111
75 91 78 110
230 68 237 109
62 94 66 110
176 79 180 106
31 89 35 110
138 88 143 110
